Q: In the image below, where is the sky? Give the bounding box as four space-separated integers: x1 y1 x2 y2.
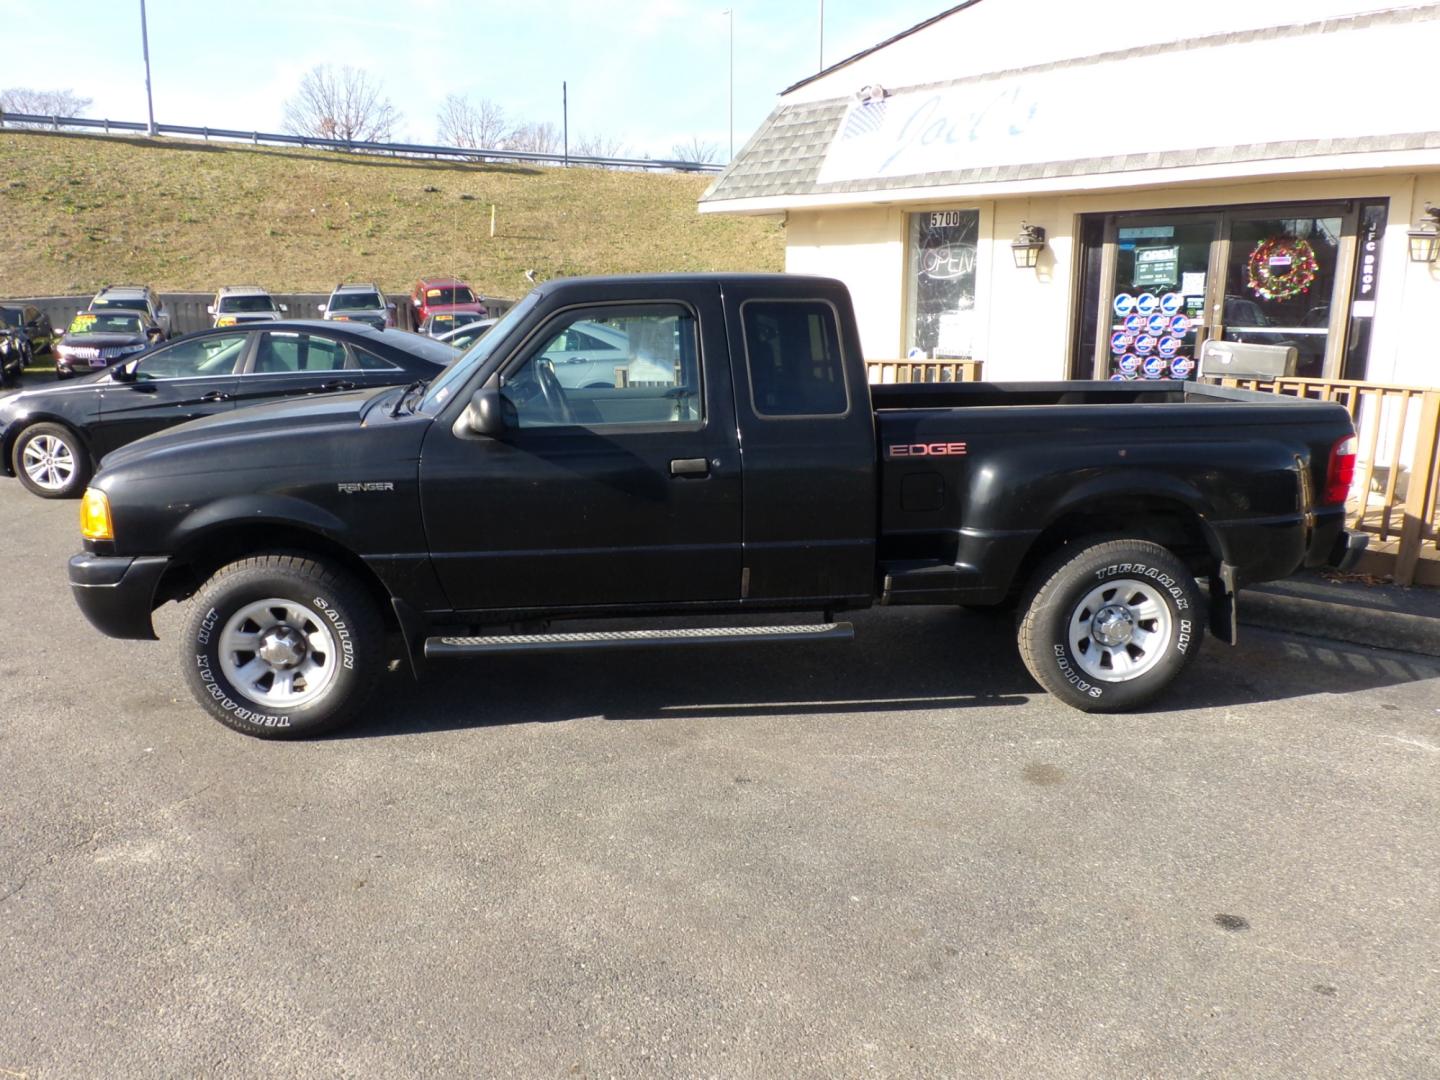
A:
0 0 950 160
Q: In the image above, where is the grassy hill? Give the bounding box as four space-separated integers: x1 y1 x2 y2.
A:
0 131 781 300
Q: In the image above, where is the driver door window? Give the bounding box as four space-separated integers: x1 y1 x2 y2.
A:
136 334 248 380
502 304 701 428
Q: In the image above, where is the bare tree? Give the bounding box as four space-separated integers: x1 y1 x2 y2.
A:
504 121 562 155
436 94 509 150
670 136 719 164
282 65 401 144
572 132 630 160
0 87 93 127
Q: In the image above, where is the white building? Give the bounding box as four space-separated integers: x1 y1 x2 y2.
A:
700 0 1440 389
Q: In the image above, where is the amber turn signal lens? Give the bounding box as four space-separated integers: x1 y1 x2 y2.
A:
80 487 114 541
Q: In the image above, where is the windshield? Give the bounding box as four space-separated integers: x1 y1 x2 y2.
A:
424 286 476 306
331 291 382 311
219 294 276 313
68 312 144 335
419 292 539 413
0 309 21 328
91 296 149 312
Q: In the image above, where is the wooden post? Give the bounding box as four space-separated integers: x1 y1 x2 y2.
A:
1394 390 1440 586
490 205 497 238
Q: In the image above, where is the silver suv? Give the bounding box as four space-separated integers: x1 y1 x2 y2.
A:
88 285 171 339
319 283 394 332
208 286 287 327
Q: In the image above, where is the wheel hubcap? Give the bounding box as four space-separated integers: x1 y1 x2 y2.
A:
1067 578 1174 683
21 435 75 490
218 599 339 708
1090 604 1136 647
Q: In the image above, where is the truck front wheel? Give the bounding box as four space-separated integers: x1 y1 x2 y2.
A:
1017 538 1203 712
180 554 384 739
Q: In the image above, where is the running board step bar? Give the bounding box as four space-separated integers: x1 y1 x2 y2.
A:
423 622 854 659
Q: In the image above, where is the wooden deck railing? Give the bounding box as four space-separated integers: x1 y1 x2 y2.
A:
1219 377 1440 585
865 359 984 384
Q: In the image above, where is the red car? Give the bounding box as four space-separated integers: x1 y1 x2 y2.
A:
410 277 487 327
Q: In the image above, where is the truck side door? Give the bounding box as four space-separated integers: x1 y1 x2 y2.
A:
418 285 742 612
722 280 877 607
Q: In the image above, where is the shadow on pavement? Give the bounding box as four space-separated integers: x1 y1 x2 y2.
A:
332 610 1439 740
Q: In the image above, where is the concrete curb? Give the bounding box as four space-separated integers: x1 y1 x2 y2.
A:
1240 588 1440 658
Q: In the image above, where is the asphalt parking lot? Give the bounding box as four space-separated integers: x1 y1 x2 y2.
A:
2 477 1438 1078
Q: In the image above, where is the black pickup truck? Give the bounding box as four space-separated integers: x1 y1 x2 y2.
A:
68 274 1364 738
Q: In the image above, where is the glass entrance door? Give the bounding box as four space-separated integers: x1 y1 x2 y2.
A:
1216 208 1350 378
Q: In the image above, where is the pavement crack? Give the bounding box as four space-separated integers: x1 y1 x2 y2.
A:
0 779 218 906
1368 732 1440 754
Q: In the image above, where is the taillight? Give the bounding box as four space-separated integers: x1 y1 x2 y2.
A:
1324 434 1357 505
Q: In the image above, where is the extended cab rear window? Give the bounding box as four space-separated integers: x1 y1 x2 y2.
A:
741 300 848 418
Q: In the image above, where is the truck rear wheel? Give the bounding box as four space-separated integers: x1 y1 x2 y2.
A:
180 554 383 739
1017 538 1203 712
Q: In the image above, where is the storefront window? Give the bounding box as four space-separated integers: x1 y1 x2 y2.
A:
905 210 978 359
1074 200 1382 383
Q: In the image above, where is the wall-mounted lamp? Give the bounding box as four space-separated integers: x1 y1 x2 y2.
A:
1407 204 1440 263
1011 223 1046 269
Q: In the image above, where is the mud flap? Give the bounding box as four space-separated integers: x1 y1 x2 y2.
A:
1209 563 1239 646
390 597 428 679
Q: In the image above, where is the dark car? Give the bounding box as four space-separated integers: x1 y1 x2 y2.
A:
0 305 56 382
53 310 165 379
1 320 456 498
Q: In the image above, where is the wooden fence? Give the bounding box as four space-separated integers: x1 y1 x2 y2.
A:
1219 377 1440 586
865 359 984 384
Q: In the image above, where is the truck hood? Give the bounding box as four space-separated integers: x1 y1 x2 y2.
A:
98 385 401 473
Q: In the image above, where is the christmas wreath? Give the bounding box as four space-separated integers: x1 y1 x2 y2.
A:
1247 236 1318 301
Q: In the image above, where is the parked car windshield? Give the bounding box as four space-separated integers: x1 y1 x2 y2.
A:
420 292 539 413
0 308 21 328
68 312 145 335
424 286 476 305
90 296 150 312
331 291 383 311
219 295 277 313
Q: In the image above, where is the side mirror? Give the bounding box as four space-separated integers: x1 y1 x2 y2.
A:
462 387 505 438
206 304 216 315
147 327 164 340
279 304 288 313
109 362 137 383
317 304 327 314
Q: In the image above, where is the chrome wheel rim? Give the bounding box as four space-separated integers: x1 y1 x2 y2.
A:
21 434 76 491
217 599 339 708
1067 578 1173 682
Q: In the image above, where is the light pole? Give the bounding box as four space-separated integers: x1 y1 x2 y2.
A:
724 8 734 161
818 0 824 70
140 0 157 136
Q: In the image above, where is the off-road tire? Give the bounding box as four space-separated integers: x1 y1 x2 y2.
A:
1017 538 1204 712
12 422 91 499
181 554 384 739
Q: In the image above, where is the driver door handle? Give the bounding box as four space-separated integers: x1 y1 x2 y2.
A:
670 457 709 478
321 379 356 391
200 390 231 402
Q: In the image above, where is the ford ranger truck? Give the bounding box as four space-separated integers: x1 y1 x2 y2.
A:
67 274 1365 738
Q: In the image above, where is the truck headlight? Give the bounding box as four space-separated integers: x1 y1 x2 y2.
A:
80 488 114 540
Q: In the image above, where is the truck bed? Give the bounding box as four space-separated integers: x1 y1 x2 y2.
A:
872 380 1354 607
869 379 1310 410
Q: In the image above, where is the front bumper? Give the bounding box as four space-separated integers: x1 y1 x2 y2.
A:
68 553 171 640
1328 528 1369 572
